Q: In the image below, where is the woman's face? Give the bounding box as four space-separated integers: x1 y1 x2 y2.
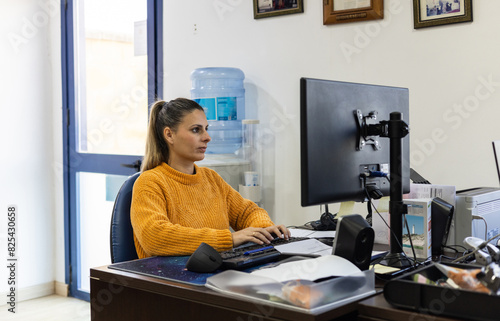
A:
164 109 211 166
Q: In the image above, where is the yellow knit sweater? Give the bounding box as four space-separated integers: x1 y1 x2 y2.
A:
130 163 274 258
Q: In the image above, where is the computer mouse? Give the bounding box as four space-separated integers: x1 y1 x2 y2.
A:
185 242 223 273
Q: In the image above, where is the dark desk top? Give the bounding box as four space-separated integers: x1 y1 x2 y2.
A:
91 265 363 321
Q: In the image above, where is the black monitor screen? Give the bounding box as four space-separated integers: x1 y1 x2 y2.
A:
300 78 410 207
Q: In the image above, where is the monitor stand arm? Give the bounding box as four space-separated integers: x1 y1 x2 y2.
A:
361 111 411 268
379 112 412 268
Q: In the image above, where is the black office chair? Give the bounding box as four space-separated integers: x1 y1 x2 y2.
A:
110 172 141 263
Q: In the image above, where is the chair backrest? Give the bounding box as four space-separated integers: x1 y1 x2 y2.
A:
110 172 141 263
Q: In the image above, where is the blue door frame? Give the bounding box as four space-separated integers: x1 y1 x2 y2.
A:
61 0 163 301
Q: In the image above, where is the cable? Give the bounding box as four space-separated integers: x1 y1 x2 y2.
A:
403 213 417 263
451 232 500 263
445 244 468 252
298 205 327 229
437 254 460 262
300 205 338 231
472 215 488 240
366 198 373 225
364 188 418 267
361 171 391 188
368 171 387 177
435 247 465 263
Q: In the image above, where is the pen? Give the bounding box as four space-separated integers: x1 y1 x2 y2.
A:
243 246 273 256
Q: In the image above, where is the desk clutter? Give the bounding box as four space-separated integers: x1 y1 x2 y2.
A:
206 255 375 314
384 262 500 321
108 221 378 313
108 250 376 313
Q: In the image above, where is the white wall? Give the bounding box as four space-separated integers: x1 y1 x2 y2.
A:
49 0 65 289
0 0 60 297
163 0 500 226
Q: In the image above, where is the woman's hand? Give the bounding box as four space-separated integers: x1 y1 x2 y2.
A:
232 225 291 248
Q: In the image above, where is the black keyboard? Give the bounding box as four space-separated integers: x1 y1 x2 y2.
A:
220 236 310 270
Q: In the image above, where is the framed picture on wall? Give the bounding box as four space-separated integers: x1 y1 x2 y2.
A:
323 0 383 25
413 0 473 29
253 0 304 19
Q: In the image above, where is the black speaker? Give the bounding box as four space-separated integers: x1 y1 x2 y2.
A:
431 197 454 256
332 214 374 271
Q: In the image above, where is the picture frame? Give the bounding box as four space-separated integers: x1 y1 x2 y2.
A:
413 0 473 29
253 0 304 19
323 0 383 25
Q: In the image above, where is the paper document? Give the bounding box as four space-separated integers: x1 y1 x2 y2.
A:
251 255 361 282
275 238 332 256
289 228 336 238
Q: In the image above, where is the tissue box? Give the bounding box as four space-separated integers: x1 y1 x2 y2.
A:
404 183 456 245
403 199 432 259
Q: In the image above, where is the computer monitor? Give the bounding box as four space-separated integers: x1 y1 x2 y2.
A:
300 78 410 205
300 78 411 267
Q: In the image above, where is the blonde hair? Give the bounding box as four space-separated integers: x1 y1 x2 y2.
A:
141 98 205 172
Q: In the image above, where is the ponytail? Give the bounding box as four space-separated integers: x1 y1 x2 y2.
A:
141 98 205 172
141 101 168 172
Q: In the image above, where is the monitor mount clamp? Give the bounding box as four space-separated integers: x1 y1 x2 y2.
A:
355 110 383 151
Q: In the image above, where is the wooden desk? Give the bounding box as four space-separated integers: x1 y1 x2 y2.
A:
90 265 359 321
357 293 462 321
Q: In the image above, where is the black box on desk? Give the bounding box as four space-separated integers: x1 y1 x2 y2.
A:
383 262 498 321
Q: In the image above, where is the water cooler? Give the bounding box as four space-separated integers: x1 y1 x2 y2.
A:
190 67 245 154
192 68 262 203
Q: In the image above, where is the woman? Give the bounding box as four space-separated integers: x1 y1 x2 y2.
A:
131 98 290 258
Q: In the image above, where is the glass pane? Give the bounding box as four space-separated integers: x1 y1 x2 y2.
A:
74 0 148 155
78 172 128 293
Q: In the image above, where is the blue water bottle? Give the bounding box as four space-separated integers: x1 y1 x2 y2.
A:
190 67 245 154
